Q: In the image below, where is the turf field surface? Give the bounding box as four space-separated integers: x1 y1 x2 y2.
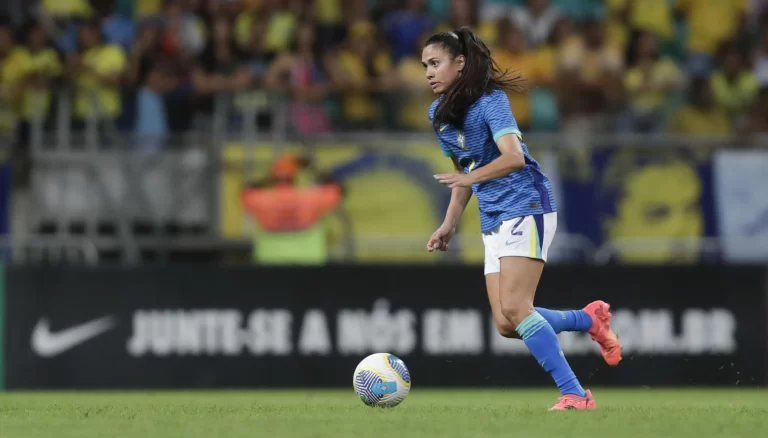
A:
1 389 766 438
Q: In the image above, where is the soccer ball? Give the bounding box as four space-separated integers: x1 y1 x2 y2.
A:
353 353 411 407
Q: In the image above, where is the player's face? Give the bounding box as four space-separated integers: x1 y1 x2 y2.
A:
422 44 464 94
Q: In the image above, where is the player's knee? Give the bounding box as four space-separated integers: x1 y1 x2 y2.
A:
494 320 519 338
500 299 534 328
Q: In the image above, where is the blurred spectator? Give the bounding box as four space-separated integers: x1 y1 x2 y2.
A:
264 20 333 136
438 0 495 46
382 0 437 62
326 20 395 129
17 21 62 143
676 0 749 78
0 23 25 138
621 31 684 133
753 26 768 87
192 15 252 116
127 21 180 149
746 88 768 134
494 21 554 130
233 14 276 130
558 19 624 134
265 0 303 53
41 0 93 19
313 0 345 51
669 77 731 135
96 0 137 51
510 0 560 49
69 19 127 124
235 0 302 54
135 0 165 18
162 0 206 62
395 32 434 131
710 42 758 124
605 0 674 54
536 17 577 76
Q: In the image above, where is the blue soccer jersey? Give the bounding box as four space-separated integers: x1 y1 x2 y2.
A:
429 89 557 233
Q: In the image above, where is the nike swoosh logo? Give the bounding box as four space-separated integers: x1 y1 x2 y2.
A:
440 125 447 132
31 316 118 357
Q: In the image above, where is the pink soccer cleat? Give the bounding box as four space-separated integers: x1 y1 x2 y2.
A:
583 300 623 366
549 389 597 411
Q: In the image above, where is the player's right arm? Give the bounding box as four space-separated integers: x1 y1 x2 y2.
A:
428 156 472 252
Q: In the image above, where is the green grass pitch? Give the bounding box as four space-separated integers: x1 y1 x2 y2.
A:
1 389 766 438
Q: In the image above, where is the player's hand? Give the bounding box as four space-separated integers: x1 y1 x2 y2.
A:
427 224 456 252
434 172 472 188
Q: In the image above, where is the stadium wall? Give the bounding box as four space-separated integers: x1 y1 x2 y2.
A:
3 265 766 389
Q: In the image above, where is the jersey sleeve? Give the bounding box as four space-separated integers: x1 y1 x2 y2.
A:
483 90 522 143
438 138 455 157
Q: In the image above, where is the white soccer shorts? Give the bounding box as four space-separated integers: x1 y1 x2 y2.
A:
481 212 557 275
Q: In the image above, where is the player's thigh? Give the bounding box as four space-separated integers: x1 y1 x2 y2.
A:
496 213 556 326
485 272 519 339
498 256 544 324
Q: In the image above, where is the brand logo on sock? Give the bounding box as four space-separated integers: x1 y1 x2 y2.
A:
559 351 564 357
539 360 546 367
559 311 566 320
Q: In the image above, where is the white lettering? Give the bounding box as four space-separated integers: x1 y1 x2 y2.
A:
337 310 367 355
298 310 331 355
336 299 417 355
423 309 483 355
708 308 737 354
245 310 292 356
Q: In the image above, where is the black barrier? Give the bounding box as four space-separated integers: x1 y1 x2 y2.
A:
4 265 767 389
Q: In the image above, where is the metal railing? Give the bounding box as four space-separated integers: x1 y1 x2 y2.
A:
10 88 768 265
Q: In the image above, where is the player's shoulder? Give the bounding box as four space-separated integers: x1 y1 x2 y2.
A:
478 88 508 107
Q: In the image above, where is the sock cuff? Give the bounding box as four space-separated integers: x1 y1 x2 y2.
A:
515 311 549 340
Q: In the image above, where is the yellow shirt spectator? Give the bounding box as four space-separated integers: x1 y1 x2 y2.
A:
606 0 673 51
42 0 92 17
315 0 342 25
710 71 759 115
336 50 392 123
75 44 127 120
235 10 296 52
624 58 682 112
670 105 731 135
494 50 553 127
560 36 624 84
396 57 434 131
0 48 26 134
18 48 62 121
135 0 163 17
676 0 748 55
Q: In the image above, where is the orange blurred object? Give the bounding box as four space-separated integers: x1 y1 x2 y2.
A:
241 184 342 232
270 154 300 180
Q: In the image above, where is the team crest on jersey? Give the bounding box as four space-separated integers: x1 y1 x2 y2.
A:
457 131 465 149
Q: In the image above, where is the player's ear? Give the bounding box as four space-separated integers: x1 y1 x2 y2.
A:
454 54 465 72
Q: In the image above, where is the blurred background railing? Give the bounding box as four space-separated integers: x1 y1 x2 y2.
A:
4 88 765 266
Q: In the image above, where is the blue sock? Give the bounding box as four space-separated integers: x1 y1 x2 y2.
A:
516 311 586 397
535 307 593 334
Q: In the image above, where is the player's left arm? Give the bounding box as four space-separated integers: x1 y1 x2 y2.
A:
434 92 526 188
466 91 525 184
465 133 525 185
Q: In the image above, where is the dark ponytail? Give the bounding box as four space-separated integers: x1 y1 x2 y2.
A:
426 27 526 130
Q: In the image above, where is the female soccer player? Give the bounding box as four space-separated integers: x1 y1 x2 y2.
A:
423 28 622 411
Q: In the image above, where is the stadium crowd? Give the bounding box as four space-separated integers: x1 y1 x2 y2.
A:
1 0 768 144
